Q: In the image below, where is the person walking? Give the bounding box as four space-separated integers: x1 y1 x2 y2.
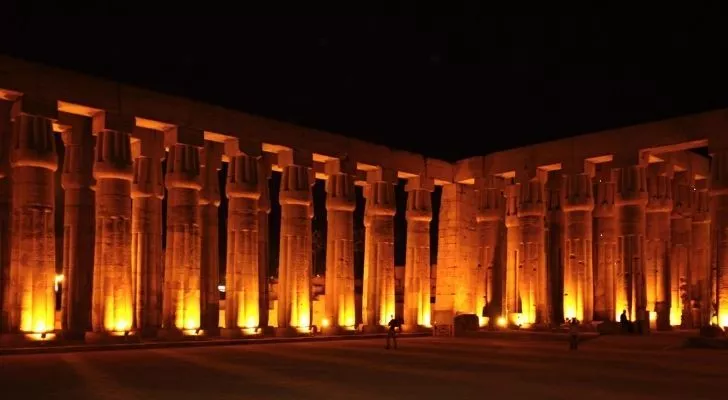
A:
386 315 399 350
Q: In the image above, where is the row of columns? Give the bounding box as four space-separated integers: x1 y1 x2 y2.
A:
471 153 728 330
0 97 437 341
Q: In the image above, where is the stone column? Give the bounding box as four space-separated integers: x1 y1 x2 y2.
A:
516 168 548 325
710 149 728 328
613 156 648 325
504 181 520 323
324 158 356 331
131 129 164 336
403 176 433 331
60 115 95 337
593 167 617 321
276 149 314 335
161 137 203 336
223 149 262 336
200 141 223 334
257 155 272 330
434 183 478 334
475 176 505 326
691 179 711 326
362 168 397 332
645 162 673 329
89 112 135 338
562 165 595 323
2 98 58 338
671 171 693 328
545 171 564 323
0 100 13 334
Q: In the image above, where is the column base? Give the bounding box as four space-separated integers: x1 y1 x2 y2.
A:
85 330 141 344
220 327 262 338
0 331 61 347
157 327 206 341
360 324 386 334
655 303 671 331
321 326 358 336
275 326 309 337
401 324 432 333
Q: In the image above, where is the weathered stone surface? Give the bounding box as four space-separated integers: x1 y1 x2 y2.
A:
162 143 202 333
200 141 223 333
710 150 728 328
225 153 262 332
562 170 595 322
403 176 433 329
131 130 165 336
593 166 617 321
517 169 547 325
4 106 58 334
0 101 12 334
60 115 95 336
324 158 356 330
362 168 397 330
613 161 648 323
91 124 134 334
645 163 673 329
474 176 505 325
691 179 711 326
277 150 314 330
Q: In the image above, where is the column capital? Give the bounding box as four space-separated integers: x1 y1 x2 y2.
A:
10 97 58 171
693 179 711 223
365 167 396 217
165 143 202 190
613 162 647 207
671 171 693 219
504 182 519 227
200 141 224 206
0 100 10 178
278 149 313 206
226 153 261 200
325 157 356 212
709 149 728 196
131 127 165 160
405 175 433 222
60 115 94 190
646 162 673 212
475 175 504 222
562 171 594 212
92 111 135 136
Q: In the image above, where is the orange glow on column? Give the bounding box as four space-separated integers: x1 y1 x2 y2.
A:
720 315 728 328
669 308 682 327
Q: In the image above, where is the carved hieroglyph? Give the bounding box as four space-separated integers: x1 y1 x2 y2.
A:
324 159 356 329
403 176 433 329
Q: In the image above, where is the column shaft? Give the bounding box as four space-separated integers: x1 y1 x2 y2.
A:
200 142 222 332
324 160 356 330
670 171 693 327
163 143 202 332
258 162 272 328
710 150 728 328
546 173 564 323
475 177 504 326
504 183 520 322
61 116 95 336
277 158 314 331
5 108 58 334
224 154 261 334
562 172 595 322
362 172 396 329
593 171 617 320
403 178 433 329
645 164 672 328
91 128 134 334
691 181 711 326
614 164 648 322
131 155 164 335
0 101 12 333
517 176 547 324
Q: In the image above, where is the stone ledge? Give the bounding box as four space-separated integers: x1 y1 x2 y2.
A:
0 332 431 357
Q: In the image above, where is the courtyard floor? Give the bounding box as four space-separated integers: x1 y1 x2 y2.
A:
1 333 726 399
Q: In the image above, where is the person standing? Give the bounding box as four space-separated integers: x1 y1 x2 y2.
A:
386 315 399 350
568 318 579 350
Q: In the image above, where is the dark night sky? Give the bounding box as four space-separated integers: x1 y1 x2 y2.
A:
5 15 728 279
3 16 728 161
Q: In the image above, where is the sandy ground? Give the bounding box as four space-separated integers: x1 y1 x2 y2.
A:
1 333 726 400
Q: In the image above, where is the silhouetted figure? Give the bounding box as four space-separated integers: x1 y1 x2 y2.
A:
620 310 629 333
386 315 399 350
568 318 579 350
